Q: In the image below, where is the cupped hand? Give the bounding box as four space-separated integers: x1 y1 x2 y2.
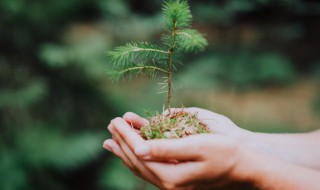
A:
167 107 249 137
122 107 251 141
104 115 254 190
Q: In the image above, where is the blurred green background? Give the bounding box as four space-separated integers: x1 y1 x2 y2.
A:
1 0 320 189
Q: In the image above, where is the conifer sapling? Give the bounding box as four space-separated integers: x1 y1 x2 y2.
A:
107 0 212 139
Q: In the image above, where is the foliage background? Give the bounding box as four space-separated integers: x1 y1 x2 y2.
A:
1 0 319 189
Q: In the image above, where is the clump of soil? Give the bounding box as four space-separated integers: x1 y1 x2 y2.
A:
140 111 212 140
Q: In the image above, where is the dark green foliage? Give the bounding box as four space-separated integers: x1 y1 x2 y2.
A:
194 0 320 24
227 52 296 88
313 63 320 114
17 129 104 169
0 80 48 108
0 0 122 190
314 97 320 115
1 0 320 189
315 63 320 81
175 52 296 91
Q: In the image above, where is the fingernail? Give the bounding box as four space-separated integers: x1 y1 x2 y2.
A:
134 146 150 156
103 143 113 152
108 125 114 133
113 117 122 123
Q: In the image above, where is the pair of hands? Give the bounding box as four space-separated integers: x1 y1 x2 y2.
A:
103 108 254 189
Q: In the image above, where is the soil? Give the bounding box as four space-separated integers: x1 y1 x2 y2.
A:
140 110 212 139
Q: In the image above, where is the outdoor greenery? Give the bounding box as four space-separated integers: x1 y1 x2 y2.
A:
1 0 320 190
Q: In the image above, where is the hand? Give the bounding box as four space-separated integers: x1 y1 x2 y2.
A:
104 116 254 190
166 107 250 138
104 117 161 187
119 107 252 143
103 110 320 190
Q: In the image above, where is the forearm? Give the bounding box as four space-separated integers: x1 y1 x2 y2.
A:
243 130 320 170
236 148 320 190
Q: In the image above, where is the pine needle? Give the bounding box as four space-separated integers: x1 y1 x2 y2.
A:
163 0 192 30
176 29 208 52
107 0 208 114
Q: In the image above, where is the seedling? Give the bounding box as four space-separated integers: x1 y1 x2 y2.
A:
108 0 211 139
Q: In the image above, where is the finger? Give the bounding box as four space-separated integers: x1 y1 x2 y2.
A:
103 139 114 152
142 136 202 161
123 112 149 129
103 139 133 168
113 131 160 186
107 124 114 134
104 138 143 179
108 124 120 144
114 132 141 172
145 161 203 188
112 117 149 156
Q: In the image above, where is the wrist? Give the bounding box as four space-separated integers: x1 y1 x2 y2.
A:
232 145 320 190
230 146 264 187
231 129 257 148
236 130 268 154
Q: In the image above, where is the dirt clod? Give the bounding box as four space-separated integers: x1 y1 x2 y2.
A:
140 111 212 140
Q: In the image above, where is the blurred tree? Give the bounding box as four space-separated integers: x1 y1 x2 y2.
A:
0 0 124 190
0 0 320 189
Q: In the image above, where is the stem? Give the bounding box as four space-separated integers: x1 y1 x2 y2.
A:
167 21 177 114
167 52 172 114
124 47 169 55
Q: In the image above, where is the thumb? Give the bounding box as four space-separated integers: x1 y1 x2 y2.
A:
135 137 201 161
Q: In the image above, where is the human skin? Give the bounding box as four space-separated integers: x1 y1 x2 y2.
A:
143 108 320 170
103 108 320 190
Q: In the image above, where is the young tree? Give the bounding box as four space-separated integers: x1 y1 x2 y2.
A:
108 0 207 113
108 0 210 139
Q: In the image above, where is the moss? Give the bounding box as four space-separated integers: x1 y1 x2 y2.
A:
140 110 212 139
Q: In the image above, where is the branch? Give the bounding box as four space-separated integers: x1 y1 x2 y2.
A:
110 64 169 81
108 42 168 67
176 29 208 52
117 66 168 75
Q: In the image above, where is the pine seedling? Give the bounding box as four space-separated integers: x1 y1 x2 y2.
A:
107 0 211 139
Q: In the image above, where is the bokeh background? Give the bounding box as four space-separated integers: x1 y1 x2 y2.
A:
1 0 320 189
